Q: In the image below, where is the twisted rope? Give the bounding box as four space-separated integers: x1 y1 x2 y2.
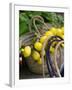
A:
54 40 64 77
29 15 48 37
41 36 63 77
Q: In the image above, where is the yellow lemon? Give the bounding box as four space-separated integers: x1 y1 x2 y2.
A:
56 28 63 37
61 44 64 47
37 58 42 64
34 42 42 51
61 27 64 35
40 35 47 44
50 46 55 54
61 35 64 47
32 50 40 61
23 46 31 57
61 35 64 39
45 31 53 37
50 27 57 35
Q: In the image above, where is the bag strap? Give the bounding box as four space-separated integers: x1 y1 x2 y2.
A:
41 35 63 77
29 15 48 37
54 40 64 77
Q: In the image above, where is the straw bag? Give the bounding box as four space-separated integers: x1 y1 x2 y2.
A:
19 16 64 77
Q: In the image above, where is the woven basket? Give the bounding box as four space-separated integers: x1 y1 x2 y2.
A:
19 16 64 76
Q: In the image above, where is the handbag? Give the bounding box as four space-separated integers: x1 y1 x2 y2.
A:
19 16 64 77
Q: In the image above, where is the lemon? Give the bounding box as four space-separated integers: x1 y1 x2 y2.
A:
32 50 40 61
61 44 64 47
56 28 63 37
34 42 42 51
61 35 64 47
40 35 47 44
37 58 42 64
23 46 31 57
61 27 64 35
50 27 57 35
50 46 55 54
61 35 64 39
45 31 53 37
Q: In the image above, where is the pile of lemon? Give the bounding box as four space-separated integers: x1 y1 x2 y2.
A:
21 27 64 64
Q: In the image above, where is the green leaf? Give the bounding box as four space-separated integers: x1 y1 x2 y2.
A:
19 11 64 36
19 22 29 36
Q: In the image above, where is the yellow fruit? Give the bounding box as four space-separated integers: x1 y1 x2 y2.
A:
34 42 42 51
37 58 42 64
40 35 47 44
56 28 63 37
23 46 31 57
32 50 40 61
61 44 64 47
50 46 54 54
45 31 53 37
61 27 64 35
61 35 64 47
61 35 64 39
50 27 57 35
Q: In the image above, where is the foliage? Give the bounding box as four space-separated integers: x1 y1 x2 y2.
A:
19 11 64 36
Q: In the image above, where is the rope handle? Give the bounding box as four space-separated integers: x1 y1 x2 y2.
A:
41 35 64 77
54 40 64 77
41 35 53 77
29 15 48 37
